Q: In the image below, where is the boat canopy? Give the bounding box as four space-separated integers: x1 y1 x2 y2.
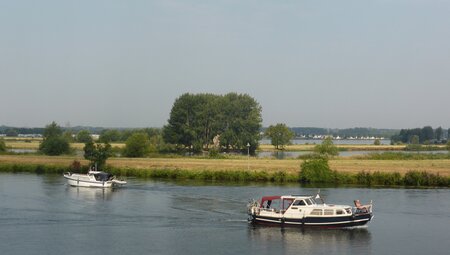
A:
260 196 281 205
93 172 113 181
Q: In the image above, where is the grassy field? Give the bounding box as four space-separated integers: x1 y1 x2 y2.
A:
2 154 450 177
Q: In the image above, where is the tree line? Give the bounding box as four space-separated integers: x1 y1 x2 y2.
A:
391 126 449 144
25 93 262 167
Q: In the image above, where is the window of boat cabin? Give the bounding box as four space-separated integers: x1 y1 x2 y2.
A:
336 209 344 215
324 209 334 215
292 200 306 206
310 209 323 215
305 199 313 205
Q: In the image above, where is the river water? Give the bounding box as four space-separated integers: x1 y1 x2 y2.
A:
1 173 449 255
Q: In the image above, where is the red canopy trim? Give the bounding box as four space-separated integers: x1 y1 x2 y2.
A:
260 196 281 207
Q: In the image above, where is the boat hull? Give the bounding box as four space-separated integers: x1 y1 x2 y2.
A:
63 173 125 188
250 213 373 228
64 176 114 188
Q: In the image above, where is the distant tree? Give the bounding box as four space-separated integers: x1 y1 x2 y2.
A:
405 135 422 151
76 130 93 143
410 135 420 145
5 128 18 137
435 127 443 141
43 122 63 138
83 141 112 170
447 140 450 151
420 126 434 143
265 123 294 150
63 131 75 143
39 122 71 155
0 138 6 153
314 137 339 158
123 132 150 157
99 129 121 143
374 139 381 145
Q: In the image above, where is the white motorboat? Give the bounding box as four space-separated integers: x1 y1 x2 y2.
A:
248 194 373 228
63 170 126 188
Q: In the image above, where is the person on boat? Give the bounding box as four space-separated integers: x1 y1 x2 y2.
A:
354 200 368 213
266 200 272 208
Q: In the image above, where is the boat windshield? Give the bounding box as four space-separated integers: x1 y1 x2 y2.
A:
94 172 113 181
308 198 317 205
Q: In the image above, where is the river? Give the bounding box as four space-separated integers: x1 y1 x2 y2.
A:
1 173 449 255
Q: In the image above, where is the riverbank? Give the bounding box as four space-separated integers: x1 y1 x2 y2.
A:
1 155 449 186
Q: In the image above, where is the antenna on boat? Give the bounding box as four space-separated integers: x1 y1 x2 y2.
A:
315 189 325 204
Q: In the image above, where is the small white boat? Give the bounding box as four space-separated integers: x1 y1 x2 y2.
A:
248 194 373 228
63 170 126 188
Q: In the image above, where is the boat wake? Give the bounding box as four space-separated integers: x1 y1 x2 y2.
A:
342 225 369 230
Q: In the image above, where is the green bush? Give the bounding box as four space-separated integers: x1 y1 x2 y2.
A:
299 158 333 183
403 170 448 187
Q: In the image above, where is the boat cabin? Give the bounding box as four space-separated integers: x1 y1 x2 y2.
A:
248 194 373 227
258 195 353 217
260 195 317 211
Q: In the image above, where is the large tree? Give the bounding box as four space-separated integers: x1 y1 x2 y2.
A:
163 93 262 153
265 123 294 150
218 93 262 153
39 122 71 155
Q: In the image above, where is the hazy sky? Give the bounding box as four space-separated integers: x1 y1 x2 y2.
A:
1 0 449 129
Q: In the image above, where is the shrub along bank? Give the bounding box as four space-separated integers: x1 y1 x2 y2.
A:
299 158 449 187
0 161 449 187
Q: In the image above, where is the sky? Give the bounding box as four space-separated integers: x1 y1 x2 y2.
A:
1 0 449 129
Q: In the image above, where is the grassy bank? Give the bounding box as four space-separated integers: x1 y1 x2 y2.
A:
2 155 450 176
1 155 449 187
0 162 448 187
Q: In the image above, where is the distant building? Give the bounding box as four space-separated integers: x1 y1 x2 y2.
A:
18 134 42 138
90 134 100 140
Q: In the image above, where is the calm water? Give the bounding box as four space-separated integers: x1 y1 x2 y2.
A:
1 173 449 255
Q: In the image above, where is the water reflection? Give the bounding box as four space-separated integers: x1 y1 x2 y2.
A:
248 226 372 253
65 186 116 201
